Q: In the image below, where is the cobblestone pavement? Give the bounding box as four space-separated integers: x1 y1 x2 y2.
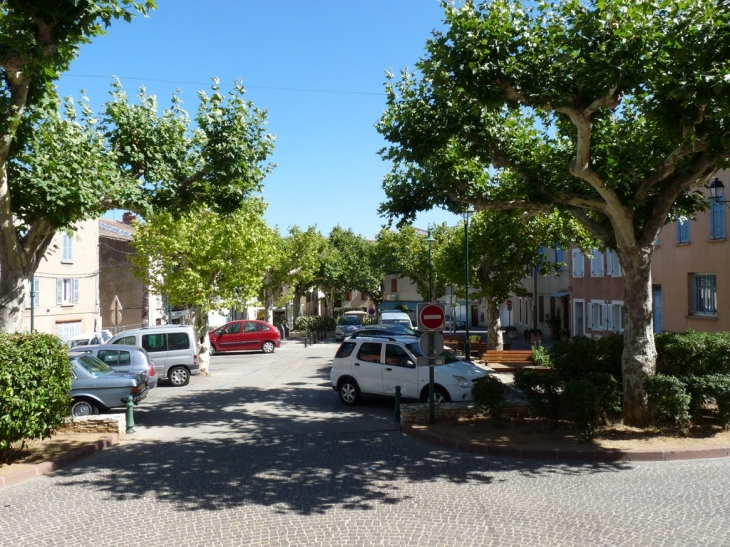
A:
2 340 730 546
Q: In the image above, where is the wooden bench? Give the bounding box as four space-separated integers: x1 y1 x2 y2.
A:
479 349 534 372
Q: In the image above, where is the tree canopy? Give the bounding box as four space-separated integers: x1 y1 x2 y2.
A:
377 0 730 424
0 1 276 332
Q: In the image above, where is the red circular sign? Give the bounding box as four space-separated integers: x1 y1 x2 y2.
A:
419 304 445 330
506 300 512 306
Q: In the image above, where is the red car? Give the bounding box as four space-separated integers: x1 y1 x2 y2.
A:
209 320 281 355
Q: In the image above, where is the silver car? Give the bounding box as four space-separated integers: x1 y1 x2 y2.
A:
69 353 149 417
70 344 158 389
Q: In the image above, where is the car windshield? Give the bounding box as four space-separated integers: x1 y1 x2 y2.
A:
73 354 114 376
67 339 91 348
339 316 361 326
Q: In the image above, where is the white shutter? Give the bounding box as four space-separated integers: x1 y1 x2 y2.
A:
572 249 584 277
56 278 63 305
602 304 609 331
73 278 79 305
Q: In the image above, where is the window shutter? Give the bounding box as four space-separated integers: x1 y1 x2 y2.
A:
572 249 584 277
56 278 62 305
602 304 609 331
73 278 79 304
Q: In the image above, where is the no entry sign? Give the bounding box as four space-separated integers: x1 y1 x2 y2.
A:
417 303 446 331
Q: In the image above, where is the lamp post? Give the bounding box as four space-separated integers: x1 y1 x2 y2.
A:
425 229 436 423
710 177 730 207
425 230 435 302
463 209 473 362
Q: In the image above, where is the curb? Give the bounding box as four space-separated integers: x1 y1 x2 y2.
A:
401 424 730 462
0 433 119 489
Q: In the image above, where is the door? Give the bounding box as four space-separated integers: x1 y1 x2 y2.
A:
471 305 479 328
573 301 585 337
142 333 168 375
218 321 244 351
353 341 384 395
240 321 262 350
653 286 663 333
382 343 418 398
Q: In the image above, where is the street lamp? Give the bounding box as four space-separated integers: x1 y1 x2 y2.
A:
463 209 474 362
709 178 730 208
425 230 435 302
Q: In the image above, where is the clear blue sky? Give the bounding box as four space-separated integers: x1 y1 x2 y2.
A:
55 0 461 239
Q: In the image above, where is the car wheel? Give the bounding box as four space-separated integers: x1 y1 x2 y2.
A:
421 386 451 404
168 366 190 387
70 398 99 417
209 344 217 356
338 378 360 405
261 340 276 353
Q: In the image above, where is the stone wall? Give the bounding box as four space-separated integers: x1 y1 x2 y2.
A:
60 414 126 436
400 402 477 424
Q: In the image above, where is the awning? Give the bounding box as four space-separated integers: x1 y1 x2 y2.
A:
549 291 570 297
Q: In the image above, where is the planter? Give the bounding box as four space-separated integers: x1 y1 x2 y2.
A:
506 329 517 339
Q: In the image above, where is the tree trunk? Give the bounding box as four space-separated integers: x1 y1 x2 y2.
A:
190 305 210 376
485 298 504 350
620 246 656 426
263 287 274 323
0 264 27 333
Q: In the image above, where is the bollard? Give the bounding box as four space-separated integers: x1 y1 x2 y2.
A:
125 395 135 434
394 385 402 422
304 333 308 347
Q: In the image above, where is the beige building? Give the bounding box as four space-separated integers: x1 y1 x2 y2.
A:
21 219 101 341
652 172 729 333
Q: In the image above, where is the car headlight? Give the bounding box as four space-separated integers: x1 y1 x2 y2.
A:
452 375 471 388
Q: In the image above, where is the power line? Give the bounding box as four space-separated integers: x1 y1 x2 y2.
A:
64 74 387 97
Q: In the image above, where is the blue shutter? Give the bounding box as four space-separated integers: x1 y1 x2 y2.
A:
711 202 726 240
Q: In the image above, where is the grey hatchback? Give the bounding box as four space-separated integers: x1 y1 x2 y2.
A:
70 344 158 389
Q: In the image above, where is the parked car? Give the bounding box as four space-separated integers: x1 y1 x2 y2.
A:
445 315 466 330
107 325 199 387
66 330 112 348
380 310 414 328
69 353 149 417
349 323 418 339
208 319 281 354
70 344 158 389
330 335 487 405
335 314 363 342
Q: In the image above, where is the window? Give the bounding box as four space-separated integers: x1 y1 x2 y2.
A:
571 249 585 277
57 321 81 342
555 248 566 270
589 302 606 331
224 322 241 334
25 277 40 308
335 341 356 358
168 332 190 350
385 343 412 366
690 274 717 316
677 218 690 243
62 233 73 262
590 249 604 277
114 335 136 345
710 201 726 240
610 302 625 333
538 296 544 323
357 342 382 363
244 322 259 333
56 278 78 306
142 333 167 352
98 350 131 367
390 278 398 292
606 250 622 276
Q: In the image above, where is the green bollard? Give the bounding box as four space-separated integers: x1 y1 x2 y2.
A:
125 395 135 434
394 385 402 422
304 332 308 347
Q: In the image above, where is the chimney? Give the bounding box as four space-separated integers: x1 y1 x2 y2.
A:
122 212 136 224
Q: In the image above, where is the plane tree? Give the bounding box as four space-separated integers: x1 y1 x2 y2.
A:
377 0 730 425
0 1 275 332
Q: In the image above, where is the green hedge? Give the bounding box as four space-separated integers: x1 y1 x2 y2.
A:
0 333 72 462
472 375 508 424
656 330 730 377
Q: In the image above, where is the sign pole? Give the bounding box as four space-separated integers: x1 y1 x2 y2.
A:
429 331 436 424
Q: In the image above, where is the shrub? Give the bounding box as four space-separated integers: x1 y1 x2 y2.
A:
472 375 507 424
691 374 730 429
550 335 622 383
0 333 72 462
656 330 730 377
513 369 563 424
531 345 552 367
563 373 621 441
643 374 691 432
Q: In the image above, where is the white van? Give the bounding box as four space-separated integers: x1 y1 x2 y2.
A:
380 310 413 329
108 325 199 387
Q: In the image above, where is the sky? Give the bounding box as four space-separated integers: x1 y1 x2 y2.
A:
55 0 462 240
